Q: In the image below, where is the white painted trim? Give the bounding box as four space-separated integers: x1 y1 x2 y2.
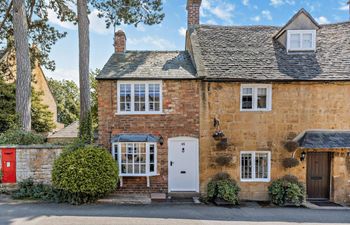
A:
117 80 163 115
287 30 316 52
240 151 271 182
112 142 158 177
168 137 200 193
240 84 272 112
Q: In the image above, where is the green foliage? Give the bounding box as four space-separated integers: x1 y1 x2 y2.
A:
31 90 56 133
0 81 17 132
91 0 164 28
47 78 80 126
207 172 240 205
0 170 2 183
79 111 93 144
268 175 305 206
89 69 99 132
12 178 58 201
0 128 45 145
0 80 55 133
52 145 119 204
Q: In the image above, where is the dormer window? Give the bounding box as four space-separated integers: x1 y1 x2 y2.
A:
287 30 316 52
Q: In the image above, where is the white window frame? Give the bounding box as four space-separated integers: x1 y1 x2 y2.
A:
240 84 272 112
117 80 163 115
240 151 271 182
112 142 158 177
287 30 316 52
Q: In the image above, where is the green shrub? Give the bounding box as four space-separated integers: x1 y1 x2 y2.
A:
0 128 45 145
52 145 119 204
268 175 305 206
12 178 58 201
207 172 240 205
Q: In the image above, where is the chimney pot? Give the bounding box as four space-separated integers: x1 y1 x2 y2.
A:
114 30 126 53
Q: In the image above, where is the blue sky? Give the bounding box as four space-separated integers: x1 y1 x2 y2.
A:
44 0 350 84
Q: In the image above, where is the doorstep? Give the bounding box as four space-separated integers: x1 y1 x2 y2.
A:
304 201 350 210
98 193 151 205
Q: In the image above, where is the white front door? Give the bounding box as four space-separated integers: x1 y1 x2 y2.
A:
168 137 199 192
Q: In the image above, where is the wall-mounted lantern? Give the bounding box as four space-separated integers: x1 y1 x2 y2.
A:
300 151 306 161
159 135 164 146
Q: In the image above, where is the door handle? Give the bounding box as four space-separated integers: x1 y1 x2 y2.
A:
170 161 174 166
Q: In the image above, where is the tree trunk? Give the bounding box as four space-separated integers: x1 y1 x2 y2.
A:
77 0 92 142
13 0 32 131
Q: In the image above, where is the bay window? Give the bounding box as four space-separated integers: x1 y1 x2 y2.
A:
112 142 157 176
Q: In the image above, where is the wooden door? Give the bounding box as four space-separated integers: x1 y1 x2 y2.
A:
1 148 16 183
307 152 330 200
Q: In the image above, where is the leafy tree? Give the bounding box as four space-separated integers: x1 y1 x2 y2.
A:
47 78 80 126
0 80 55 133
77 0 164 143
0 0 76 76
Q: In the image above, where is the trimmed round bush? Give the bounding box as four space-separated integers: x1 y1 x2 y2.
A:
268 175 305 206
207 172 240 205
52 145 118 204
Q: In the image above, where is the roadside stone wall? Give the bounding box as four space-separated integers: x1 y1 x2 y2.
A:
199 81 350 203
0 146 62 184
97 80 200 193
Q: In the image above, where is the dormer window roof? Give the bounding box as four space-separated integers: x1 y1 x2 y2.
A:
287 30 316 52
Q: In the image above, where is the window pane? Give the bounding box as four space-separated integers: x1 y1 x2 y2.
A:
257 88 267 109
290 33 301 49
134 84 146 112
243 88 252 95
150 164 155 173
242 96 253 109
114 144 118 161
241 153 252 179
149 84 161 112
120 84 131 111
302 33 313 49
255 153 269 179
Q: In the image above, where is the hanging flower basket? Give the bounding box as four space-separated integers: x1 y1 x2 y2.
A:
213 131 225 140
284 141 299 153
217 138 229 150
282 158 300 168
215 155 232 166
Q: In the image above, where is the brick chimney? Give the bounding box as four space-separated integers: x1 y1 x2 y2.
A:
114 30 126 53
187 0 202 28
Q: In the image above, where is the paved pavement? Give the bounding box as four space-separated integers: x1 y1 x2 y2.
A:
0 201 350 225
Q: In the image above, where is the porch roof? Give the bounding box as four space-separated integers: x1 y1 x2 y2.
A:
111 134 159 143
296 130 350 149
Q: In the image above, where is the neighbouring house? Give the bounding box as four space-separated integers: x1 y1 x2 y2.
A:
97 0 350 204
47 121 79 144
0 49 64 132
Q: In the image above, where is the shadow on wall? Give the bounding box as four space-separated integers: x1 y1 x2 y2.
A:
273 41 322 80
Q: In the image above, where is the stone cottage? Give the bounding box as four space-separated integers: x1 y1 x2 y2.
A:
97 0 350 204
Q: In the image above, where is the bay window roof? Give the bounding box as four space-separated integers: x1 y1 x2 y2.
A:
111 134 159 143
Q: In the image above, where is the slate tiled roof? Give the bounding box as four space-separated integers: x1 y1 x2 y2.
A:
47 121 79 139
96 51 197 80
297 130 350 149
191 22 350 81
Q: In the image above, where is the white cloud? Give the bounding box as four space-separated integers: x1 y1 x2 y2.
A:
201 0 235 23
339 2 349 11
270 0 295 7
47 8 113 35
205 19 218 25
47 9 76 30
178 27 187 37
316 16 330 24
242 0 249 6
262 10 272 20
251 16 261 22
45 68 79 85
89 10 114 35
128 36 176 50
